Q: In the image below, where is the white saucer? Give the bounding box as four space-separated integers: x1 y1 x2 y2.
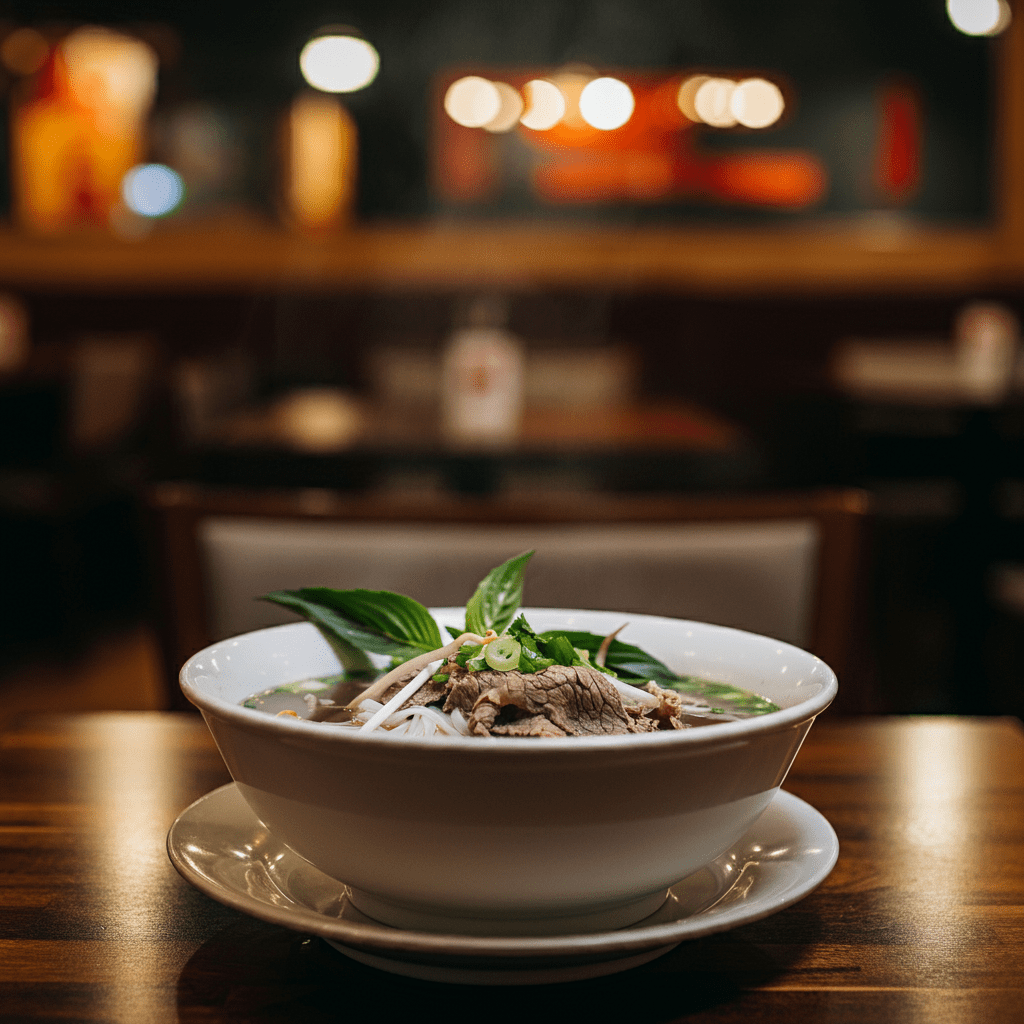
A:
167 783 838 986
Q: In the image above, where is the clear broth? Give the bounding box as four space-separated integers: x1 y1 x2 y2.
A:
241 672 779 728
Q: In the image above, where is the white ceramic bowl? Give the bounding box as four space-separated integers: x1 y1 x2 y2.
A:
180 608 837 936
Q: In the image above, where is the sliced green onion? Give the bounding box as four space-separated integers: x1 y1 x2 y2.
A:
484 636 521 672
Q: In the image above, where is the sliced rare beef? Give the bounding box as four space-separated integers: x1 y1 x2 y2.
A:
357 659 720 737
375 670 451 710
490 713 569 737
444 664 641 737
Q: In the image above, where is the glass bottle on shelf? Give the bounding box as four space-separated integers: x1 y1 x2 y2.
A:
440 294 524 446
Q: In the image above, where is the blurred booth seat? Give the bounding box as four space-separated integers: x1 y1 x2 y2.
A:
146 484 870 713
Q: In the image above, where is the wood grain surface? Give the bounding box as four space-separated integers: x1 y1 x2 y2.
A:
1 713 1022 1023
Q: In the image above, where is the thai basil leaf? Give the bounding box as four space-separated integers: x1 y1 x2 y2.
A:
318 635 377 677
464 550 534 636
261 587 442 661
535 633 575 667
539 629 778 712
668 676 780 714
539 630 680 683
257 593 376 676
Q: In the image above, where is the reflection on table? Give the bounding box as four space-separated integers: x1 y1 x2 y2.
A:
1 712 1021 1021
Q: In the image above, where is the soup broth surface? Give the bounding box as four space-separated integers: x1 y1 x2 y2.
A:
241 672 779 730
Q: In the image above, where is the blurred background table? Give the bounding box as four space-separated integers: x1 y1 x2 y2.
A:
1 712 1021 1023
173 396 757 497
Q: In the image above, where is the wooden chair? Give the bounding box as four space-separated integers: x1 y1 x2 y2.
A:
145 484 871 712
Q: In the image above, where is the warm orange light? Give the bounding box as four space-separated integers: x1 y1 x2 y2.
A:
520 79 565 130
1 27 49 75
433 65 820 211
300 33 379 93
548 68 593 128
676 75 710 122
284 91 356 232
947 0 1011 35
533 152 675 202
709 151 826 207
731 78 784 129
444 76 501 127
694 78 737 127
13 26 159 233
484 82 524 133
578 77 634 130
62 27 157 130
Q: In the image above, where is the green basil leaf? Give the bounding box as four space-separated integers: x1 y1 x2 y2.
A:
318 634 377 677
258 598 378 675
464 550 534 636
666 676 780 715
538 630 680 683
261 588 442 660
537 633 579 667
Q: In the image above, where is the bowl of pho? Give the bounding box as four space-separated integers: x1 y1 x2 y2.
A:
180 551 837 936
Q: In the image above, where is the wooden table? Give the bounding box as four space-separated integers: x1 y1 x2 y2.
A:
2 713 1022 1022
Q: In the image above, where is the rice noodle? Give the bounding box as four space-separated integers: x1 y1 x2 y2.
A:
359 660 443 733
348 665 655 736
345 631 497 710
398 705 463 734
340 689 470 737
376 704 463 736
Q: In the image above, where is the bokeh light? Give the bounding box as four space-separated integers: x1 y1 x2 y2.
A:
444 76 501 127
694 78 737 127
730 78 785 128
578 77 634 130
1 27 49 75
548 68 594 128
62 27 158 123
677 75 710 122
484 82 525 132
299 33 379 93
121 164 184 217
519 78 566 130
947 0 1011 35
286 93 355 231
993 0 1013 32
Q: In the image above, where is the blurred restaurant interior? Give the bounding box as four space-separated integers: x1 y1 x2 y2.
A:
0 0 1023 725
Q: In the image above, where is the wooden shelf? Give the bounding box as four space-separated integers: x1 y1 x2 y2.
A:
0 2 1021 297
0 220 1014 294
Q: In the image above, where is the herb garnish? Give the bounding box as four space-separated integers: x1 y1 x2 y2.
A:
260 550 779 716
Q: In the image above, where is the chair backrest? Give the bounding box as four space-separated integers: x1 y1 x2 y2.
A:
145 485 870 711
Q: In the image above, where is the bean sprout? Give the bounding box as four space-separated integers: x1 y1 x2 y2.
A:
359 660 443 733
345 631 497 710
602 672 660 708
595 623 628 667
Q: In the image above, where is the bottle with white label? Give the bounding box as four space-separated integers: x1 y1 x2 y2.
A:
955 301 1020 403
440 295 524 446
